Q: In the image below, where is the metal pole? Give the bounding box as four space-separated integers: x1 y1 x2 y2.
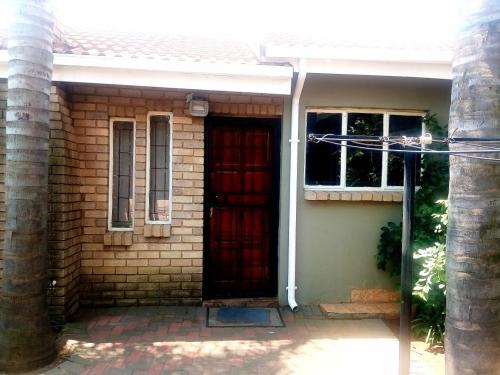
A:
399 151 416 375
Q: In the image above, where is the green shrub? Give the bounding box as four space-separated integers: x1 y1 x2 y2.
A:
412 201 447 346
376 114 448 276
375 114 448 346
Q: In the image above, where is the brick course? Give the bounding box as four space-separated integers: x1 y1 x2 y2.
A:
0 80 5 289
48 86 82 324
0 81 283 322
61 84 283 314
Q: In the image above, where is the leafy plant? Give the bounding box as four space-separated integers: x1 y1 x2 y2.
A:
376 113 448 275
375 114 449 346
376 222 402 276
412 202 447 345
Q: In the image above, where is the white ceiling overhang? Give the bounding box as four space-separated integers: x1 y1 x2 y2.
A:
265 45 452 80
0 51 294 95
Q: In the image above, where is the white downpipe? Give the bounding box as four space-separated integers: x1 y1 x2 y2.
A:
287 60 307 312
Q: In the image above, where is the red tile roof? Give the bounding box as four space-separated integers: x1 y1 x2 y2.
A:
0 25 261 65
55 28 261 64
0 24 452 64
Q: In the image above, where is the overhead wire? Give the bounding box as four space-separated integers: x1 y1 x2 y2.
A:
446 140 500 150
377 138 500 161
314 137 500 162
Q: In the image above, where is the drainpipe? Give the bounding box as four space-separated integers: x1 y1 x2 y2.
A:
287 59 307 312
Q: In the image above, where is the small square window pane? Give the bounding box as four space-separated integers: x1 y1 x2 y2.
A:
346 113 383 187
305 112 342 186
388 115 422 186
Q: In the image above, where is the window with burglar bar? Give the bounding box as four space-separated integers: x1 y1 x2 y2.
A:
146 112 172 223
305 109 423 190
109 118 135 229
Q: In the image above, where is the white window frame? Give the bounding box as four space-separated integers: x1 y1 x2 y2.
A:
304 108 425 191
145 111 173 225
108 117 136 231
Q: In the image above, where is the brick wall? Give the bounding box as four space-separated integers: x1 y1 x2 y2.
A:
0 83 81 324
65 84 283 308
0 82 283 314
48 86 82 323
0 81 283 317
0 80 6 289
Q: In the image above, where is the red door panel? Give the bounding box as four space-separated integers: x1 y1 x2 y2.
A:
204 117 280 299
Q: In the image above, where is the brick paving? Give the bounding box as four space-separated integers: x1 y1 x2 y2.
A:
26 306 437 375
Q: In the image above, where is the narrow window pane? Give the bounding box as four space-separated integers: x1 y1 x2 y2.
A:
346 113 383 187
149 115 171 221
388 115 422 186
112 121 134 228
305 112 342 186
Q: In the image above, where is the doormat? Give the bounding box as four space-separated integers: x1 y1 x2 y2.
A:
207 307 285 327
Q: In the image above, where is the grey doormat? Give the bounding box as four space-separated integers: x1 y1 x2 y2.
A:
207 307 285 327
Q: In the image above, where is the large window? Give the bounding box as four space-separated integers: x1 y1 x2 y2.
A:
146 112 172 224
305 110 423 189
109 118 135 230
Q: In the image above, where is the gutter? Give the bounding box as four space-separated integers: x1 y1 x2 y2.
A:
287 59 307 312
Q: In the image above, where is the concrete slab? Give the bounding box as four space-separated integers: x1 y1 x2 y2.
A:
320 302 400 319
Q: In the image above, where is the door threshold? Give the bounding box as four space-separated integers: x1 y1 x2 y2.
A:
203 297 278 308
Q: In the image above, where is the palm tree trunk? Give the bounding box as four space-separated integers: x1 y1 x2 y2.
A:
0 0 56 371
446 0 500 373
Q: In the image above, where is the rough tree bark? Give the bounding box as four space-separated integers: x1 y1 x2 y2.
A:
446 0 500 373
0 0 56 371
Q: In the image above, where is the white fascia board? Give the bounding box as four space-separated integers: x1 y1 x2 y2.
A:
53 54 292 95
53 65 291 95
265 44 453 64
303 59 452 80
53 54 293 78
0 51 293 95
264 44 452 80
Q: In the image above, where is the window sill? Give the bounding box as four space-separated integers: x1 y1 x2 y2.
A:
104 231 133 246
304 190 403 202
143 224 171 238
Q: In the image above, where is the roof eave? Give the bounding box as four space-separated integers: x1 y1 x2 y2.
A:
264 45 453 80
299 59 452 80
0 51 293 95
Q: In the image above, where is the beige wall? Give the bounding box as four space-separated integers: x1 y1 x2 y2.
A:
1 73 452 316
278 74 451 305
54 84 283 315
0 80 284 321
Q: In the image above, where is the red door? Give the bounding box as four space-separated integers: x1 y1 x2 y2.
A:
204 117 280 299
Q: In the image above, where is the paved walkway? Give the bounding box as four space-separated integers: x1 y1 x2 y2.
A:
28 306 436 375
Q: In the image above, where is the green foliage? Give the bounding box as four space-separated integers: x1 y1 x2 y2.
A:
346 114 384 187
413 242 446 303
376 114 448 275
376 222 402 276
375 114 449 346
412 202 447 346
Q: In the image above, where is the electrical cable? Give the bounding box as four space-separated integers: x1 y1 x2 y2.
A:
419 144 500 162
315 138 500 155
317 139 500 162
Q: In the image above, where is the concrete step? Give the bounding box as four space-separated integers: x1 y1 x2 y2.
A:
351 288 400 303
319 302 400 320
